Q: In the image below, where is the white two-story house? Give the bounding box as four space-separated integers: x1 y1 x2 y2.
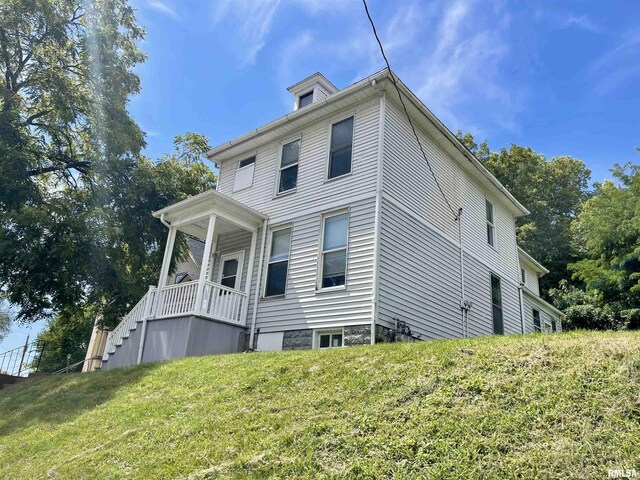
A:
99 70 562 369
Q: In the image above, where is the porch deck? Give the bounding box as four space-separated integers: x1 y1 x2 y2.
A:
103 280 248 361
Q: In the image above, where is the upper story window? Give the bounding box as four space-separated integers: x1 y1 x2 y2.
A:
233 156 256 192
520 268 526 284
319 211 349 289
277 139 300 194
486 199 495 247
491 273 503 334
328 116 354 179
265 227 292 297
298 91 314 109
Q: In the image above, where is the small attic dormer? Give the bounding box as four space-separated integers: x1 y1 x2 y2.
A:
287 73 338 111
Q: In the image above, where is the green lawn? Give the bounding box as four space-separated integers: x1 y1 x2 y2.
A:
0 331 639 479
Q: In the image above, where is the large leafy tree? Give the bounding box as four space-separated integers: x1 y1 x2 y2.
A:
35 133 217 371
0 0 145 323
457 132 592 295
563 162 640 329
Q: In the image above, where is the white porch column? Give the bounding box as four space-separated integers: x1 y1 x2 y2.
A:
241 229 259 326
194 214 217 315
153 225 177 317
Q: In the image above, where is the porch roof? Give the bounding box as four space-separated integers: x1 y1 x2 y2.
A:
152 189 267 235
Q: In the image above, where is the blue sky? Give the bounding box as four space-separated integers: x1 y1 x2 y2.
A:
1 0 639 352
128 0 640 182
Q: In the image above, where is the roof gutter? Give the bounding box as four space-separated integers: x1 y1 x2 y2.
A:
206 69 389 161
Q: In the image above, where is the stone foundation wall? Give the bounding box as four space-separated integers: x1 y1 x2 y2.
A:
375 324 418 343
282 330 314 350
343 325 372 346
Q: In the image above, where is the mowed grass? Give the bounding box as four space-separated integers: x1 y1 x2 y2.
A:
0 331 639 479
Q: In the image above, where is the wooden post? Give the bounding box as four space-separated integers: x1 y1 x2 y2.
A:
194 214 217 315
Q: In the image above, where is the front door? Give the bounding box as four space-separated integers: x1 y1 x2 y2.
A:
217 251 244 291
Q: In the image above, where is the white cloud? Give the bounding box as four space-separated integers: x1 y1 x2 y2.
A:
589 34 640 96
212 0 282 66
146 0 179 21
403 0 518 133
564 14 599 32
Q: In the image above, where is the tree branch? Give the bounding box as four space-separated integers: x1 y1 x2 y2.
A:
27 161 91 177
23 109 51 126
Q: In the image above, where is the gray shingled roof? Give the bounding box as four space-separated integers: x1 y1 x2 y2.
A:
187 237 205 267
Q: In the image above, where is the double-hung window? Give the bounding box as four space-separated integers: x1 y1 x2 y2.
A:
328 116 354 179
486 199 495 247
491 274 504 334
277 139 300 194
533 309 541 332
319 212 348 289
265 227 292 297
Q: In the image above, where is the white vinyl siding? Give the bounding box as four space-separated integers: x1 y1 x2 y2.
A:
521 264 540 296
378 98 523 339
247 194 376 333
217 96 380 220
522 291 562 333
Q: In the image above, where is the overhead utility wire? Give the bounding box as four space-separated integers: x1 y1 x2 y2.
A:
361 0 459 222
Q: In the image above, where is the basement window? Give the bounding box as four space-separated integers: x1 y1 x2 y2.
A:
316 330 343 349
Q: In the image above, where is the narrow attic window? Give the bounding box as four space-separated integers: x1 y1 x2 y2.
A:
298 91 314 108
233 156 256 192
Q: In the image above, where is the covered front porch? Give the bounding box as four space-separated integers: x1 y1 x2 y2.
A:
102 190 267 366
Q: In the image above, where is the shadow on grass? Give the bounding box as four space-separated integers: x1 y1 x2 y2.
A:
0 362 158 438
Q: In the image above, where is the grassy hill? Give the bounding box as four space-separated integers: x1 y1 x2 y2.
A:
0 331 639 479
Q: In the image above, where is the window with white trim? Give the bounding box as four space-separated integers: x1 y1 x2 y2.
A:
264 227 291 297
486 199 495 247
533 309 541 332
233 156 256 192
277 139 300 194
298 91 313 109
328 116 354 179
491 274 503 334
319 212 348 289
521 268 526 284
316 330 343 349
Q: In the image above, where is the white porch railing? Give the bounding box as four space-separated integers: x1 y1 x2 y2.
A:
201 281 247 326
156 280 199 318
103 287 156 361
102 279 248 362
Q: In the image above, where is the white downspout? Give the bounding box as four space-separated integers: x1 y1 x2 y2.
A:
518 283 526 334
248 218 269 350
370 90 385 345
457 207 467 337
